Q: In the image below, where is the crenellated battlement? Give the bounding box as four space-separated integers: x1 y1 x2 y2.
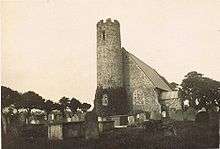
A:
97 18 120 27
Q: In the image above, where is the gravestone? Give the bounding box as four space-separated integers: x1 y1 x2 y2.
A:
48 123 63 140
85 111 99 139
150 111 161 120
183 107 196 121
63 121 85 139
169 109 183 121
98 121 114 132
128 116 135 125
138 113 146 122
108 116 120 127
195 111 209 123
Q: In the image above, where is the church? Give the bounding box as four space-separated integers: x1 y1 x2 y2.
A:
94 18 181 126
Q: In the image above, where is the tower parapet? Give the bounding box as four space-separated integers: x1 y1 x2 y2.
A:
97 18 120 28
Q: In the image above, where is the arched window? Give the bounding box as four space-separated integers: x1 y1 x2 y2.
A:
102 94 108 106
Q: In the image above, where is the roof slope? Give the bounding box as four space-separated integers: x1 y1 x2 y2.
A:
126 51 172 91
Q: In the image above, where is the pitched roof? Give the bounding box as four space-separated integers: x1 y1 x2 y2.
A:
125 50 172 91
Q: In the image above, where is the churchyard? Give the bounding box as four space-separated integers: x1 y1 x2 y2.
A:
1 82 220 149
2 111 219 149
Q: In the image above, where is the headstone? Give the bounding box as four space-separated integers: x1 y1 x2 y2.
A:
169 109 183 121
128 116 135 125
98 121 114 132
139 113 146 122
63 122 85 139
51 113 54 120
195 111 209 123
85 111 99 139
198 107 206 113
48 124 63 140
183 107 196 121
67 117 71 122
98 117 102 121
120 115 129 125
150 111 161 120
109 116 120 127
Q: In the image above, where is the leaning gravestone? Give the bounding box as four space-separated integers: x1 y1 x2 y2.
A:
85 111 99 140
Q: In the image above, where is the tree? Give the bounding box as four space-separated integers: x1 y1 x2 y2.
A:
1 86 21 110
170 82 179 90
179 71 220 111
59 97 70 121
21 91 45 123
80 103 91 113
69 98 81 115
44 100 55 120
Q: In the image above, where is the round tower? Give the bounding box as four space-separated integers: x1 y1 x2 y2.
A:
96 18 124 88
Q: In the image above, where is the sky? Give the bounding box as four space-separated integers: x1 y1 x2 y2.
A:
2 0 220 105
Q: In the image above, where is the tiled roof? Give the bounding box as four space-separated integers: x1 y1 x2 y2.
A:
125 50 172 91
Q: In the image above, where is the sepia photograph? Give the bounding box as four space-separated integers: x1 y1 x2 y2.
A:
1 0 220 149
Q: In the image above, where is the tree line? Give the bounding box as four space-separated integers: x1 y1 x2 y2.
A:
1 86 91 123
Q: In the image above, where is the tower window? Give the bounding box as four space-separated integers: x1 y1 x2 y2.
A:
102 94 108 106
102 30 105 40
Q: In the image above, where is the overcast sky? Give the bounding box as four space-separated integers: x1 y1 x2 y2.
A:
2 0 220 105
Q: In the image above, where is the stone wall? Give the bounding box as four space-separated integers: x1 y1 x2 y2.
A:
97 18 124 89
123 50 161 118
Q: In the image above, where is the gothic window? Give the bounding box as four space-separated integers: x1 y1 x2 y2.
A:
102 94 108 106
102 30 105 40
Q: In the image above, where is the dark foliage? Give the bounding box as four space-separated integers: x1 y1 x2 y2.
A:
21 91 45 123
94 87 128 116
179 71 220 110
44 100 56 120
80 103 91 113
1 86 22 109
69 98 81 114
169 82 179 90
59 97 70 121
1 86 91 124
